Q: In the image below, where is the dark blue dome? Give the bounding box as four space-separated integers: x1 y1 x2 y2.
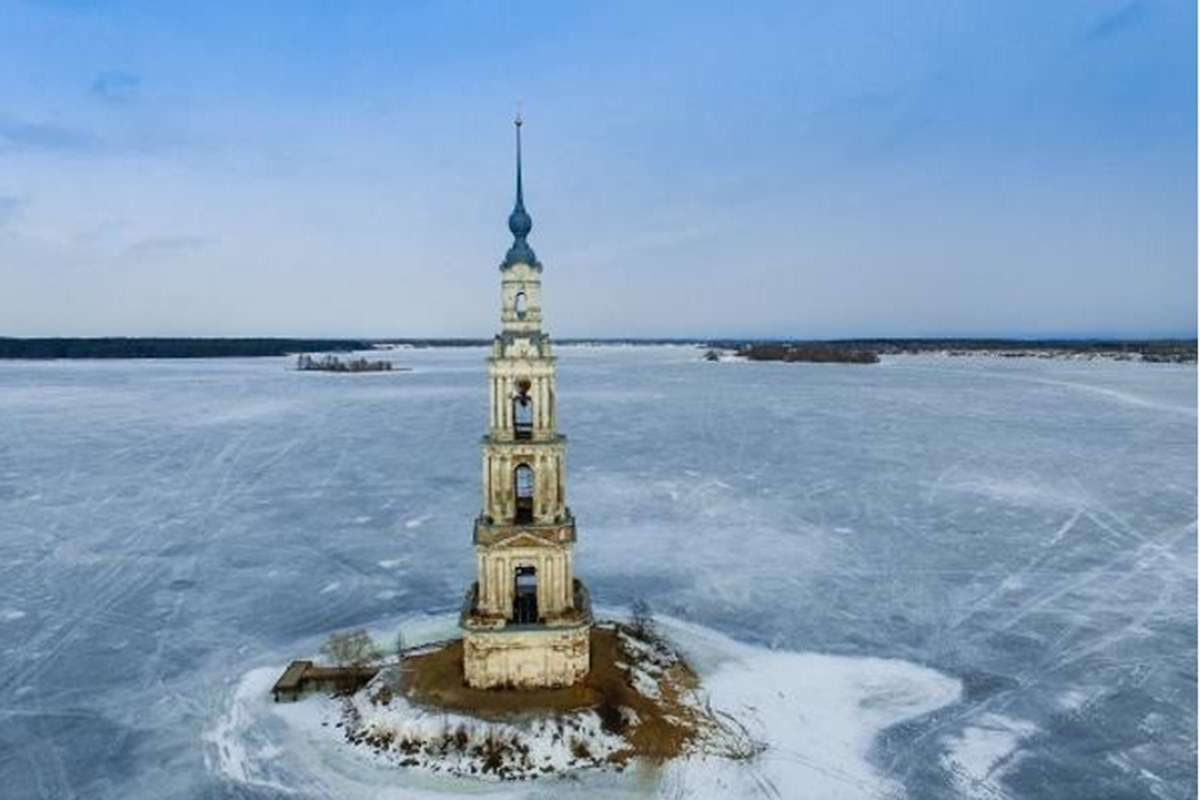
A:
508 206 532 238
504 238 538 268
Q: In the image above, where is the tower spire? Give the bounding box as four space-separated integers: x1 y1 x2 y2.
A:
515 103 524 209
504 105 538 268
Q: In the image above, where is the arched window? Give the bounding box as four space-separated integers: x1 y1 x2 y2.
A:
514 463 534 523
513 379 533 439
513 566 538 624
514 291 527 320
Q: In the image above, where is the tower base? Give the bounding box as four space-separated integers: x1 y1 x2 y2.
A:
460 579 592 689
461 622 590 689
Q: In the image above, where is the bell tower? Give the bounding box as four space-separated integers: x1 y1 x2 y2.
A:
460 112 592 689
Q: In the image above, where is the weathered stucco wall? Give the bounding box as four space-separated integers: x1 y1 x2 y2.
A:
463 623 590 689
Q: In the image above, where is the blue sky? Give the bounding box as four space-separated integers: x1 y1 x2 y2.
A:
0 1 1194 337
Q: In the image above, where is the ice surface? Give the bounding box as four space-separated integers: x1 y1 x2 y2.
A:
939 712 1039 798
0 348 1194 798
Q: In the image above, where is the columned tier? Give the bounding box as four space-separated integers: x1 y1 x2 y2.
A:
487 357 558 438
481 437 567 524
462 572 590 628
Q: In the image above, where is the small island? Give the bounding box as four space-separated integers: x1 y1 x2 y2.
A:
295 353 402 373
740 343 880 364
274 612 762 781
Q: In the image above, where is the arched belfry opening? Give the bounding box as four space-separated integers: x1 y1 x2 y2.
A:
512 566 538 624
514 291 528 320
513 379 533 439
514 463 534 523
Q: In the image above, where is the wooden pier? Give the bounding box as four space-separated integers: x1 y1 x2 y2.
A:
271 660 380 702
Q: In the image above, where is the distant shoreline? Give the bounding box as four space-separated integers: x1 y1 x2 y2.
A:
0 336 1194 362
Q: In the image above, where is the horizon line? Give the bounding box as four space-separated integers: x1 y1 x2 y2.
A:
1 334 1196 343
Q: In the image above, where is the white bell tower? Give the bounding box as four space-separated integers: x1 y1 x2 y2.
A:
460 112 592 689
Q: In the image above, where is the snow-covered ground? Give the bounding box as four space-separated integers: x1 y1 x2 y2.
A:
0 347 1194 799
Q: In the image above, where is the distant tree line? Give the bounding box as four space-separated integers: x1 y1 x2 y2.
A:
708 339 1196 364
0 337 371 360
739 343 879 364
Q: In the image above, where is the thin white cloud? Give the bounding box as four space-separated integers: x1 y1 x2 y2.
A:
124 234 215 258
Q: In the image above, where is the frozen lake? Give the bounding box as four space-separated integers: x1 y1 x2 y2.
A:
0 347 1194 799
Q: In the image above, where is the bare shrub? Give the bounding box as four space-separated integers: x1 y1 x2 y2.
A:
571 737 592 760
320 628 381 692
596 695 627 735
479 730 509 774
630 598 657 642
382 628 407 692
707 704 768 762
453 724 469 750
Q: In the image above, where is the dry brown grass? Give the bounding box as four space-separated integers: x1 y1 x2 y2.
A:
398 626 709 763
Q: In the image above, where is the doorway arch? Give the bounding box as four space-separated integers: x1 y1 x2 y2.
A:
512 566 538 624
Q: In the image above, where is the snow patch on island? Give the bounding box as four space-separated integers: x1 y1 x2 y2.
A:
658 618 965 799
339 691 628 780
